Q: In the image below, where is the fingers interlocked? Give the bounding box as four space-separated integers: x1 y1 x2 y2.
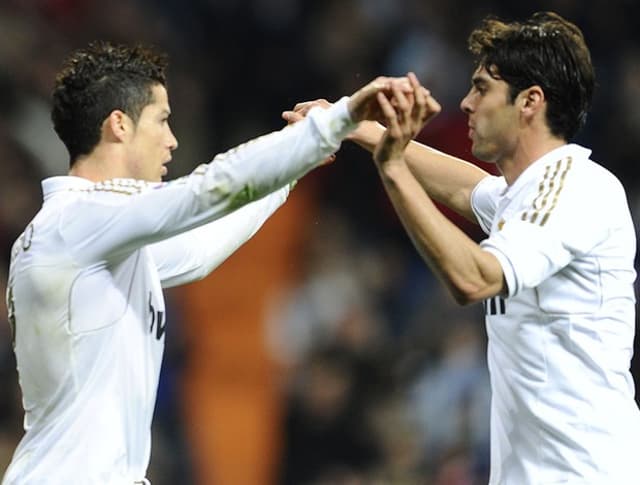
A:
373 72 434 164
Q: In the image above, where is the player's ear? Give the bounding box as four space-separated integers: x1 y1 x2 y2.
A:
520 85 544 119
103 110 133 143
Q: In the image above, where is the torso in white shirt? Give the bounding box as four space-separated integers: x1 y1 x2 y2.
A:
5 180 166 484
2 97 357 484
471 144 640 485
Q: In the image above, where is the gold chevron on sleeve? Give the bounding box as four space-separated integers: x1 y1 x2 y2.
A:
531 164 552 210
540 157 572 226
521 164 551 222
521 157 572 226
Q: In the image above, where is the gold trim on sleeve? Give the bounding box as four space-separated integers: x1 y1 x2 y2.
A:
521 156 572 227
540 157 572 226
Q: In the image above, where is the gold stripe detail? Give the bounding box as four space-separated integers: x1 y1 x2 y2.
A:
522 164 551 222
92 187 141 195
529 159 564 223
72 187 143 196
521 157 572 226
69 178 152 196
539 157 572 226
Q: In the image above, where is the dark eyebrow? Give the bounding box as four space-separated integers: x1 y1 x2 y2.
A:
471 76 489 88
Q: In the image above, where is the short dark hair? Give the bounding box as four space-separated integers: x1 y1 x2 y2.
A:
468 11 595 141
51 41 168 165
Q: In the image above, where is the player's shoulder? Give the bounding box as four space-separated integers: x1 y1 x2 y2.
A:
516 145 627 226
531 144 624 197
551 154 632 229
62 179 161 209
567 155 626 201
576 157 622 183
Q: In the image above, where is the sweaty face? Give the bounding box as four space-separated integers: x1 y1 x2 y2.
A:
126 84 178 182
459 67 520 164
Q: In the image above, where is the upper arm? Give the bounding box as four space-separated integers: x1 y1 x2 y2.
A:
148 186 289 288
405 141 490 222
469 175 505 234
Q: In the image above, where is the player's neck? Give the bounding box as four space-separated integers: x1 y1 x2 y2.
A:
68 145 129 182
497 132 566 186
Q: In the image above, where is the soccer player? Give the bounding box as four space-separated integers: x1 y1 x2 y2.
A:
286 11 640 485
2 41 411 484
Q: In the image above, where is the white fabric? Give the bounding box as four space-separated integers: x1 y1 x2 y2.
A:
2 98 355 484
471 144 640 484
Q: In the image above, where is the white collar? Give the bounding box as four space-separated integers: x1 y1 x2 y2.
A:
42 176 94 200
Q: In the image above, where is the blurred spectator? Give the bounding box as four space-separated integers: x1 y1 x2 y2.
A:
278 345 382 485
266 209 386 368
409 316 491 483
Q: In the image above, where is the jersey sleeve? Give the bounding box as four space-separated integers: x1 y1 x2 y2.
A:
148 186 289 288
479 162 623 298
470 175 506 235
59 98 354 265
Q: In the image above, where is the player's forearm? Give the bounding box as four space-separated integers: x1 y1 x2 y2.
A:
353 121 489 221
377 159 504 304
202 97 355 205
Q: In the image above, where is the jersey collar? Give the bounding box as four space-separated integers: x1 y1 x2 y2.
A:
42 176 94 201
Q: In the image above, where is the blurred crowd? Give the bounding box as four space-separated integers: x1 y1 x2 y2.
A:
0 0 639 484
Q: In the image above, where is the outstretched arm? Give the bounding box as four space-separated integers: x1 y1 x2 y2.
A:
61 77 413 266
284 89 489 222
372 74 504 304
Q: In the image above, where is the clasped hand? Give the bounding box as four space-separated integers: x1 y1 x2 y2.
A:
282 72 441 166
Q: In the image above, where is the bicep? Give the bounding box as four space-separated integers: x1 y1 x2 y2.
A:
405 141 490 221
149 187 289 288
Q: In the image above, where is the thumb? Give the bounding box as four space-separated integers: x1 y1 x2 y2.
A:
282 111 304 125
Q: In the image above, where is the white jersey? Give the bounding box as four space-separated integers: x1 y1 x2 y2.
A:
471 144 640 484
3 99 356 484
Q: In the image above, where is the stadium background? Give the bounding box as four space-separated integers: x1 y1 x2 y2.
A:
0 0 638 483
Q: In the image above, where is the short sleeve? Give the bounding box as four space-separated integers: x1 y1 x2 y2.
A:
470 175 506 235
479 163 621 298
480 220 572 297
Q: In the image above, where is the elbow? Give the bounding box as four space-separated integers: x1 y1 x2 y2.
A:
442 258 505 306
450 287 479 306
442 276 477 305
446 277 495 307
